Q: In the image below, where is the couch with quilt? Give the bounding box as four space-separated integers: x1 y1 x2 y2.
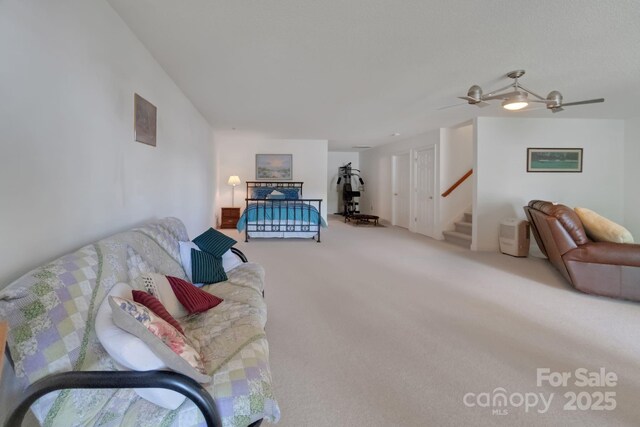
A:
0 217 280 427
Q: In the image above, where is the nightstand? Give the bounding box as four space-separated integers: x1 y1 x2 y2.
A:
220 207 241 229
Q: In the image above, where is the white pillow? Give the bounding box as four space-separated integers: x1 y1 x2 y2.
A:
179 241 242 280
222 248 243 272
137 273 189 319
95 282 186 410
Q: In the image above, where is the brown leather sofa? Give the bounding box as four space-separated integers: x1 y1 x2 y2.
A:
524 200 640 301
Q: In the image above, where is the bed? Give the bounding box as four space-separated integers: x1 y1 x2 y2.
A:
238 181 326 242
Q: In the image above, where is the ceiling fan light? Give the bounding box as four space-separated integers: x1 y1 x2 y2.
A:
503 101 528 110
502 93 529 111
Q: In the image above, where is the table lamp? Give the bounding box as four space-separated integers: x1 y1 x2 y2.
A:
228 175 241 207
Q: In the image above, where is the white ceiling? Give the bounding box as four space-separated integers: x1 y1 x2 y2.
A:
107 0 640 150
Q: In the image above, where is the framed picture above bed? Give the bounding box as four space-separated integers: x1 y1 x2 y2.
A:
256 154 292 180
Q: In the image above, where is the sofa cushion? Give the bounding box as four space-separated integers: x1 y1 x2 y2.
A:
109 296 211 383
191 249 228 284
166 275 224 314
95 283 187 410
192 227 237 257
574 207 634 244
528 200 589 245
132 290 184 334
138 273 189 319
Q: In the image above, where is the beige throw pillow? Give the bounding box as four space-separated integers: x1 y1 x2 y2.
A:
574 207 634 244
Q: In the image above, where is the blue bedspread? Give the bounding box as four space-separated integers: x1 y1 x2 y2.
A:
237 201 327 231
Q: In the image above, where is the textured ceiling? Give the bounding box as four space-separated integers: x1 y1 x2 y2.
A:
107 0 640 150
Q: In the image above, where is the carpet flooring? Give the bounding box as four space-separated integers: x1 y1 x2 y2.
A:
228 216 640 427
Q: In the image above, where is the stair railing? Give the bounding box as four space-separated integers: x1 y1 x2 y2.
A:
441 169 472 198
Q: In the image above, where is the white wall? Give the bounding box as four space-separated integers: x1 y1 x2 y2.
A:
625 117 640 239
359 131 440 223
0 0 215 288
327 152 360 214
214 136 328 223
473 117 625 251
440 123 473 231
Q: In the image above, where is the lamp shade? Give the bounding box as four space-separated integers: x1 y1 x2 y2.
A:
227 175 241 186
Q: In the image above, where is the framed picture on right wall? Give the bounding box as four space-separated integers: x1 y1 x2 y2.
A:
527 148 583 173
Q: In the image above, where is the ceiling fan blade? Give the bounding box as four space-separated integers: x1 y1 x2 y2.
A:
438 103 466 110
551 107 564 114
452 97 489 108
458 96 479 103
561 98 605 107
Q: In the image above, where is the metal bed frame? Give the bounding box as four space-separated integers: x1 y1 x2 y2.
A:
3 248 263 427
244 181 323 243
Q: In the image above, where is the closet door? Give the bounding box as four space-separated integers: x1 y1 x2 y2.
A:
413 146 437 237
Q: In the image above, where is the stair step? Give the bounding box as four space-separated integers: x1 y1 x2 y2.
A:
443 230 472 248
463 212 473 223
454 221 472 235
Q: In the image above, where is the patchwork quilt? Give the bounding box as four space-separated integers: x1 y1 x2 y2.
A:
0 218 280 427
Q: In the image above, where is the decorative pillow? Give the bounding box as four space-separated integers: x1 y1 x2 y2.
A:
178 241 205 286
180 241 242 279
266 190 286 200
138 273 189 319
193 228 237 257
132 290 184 334
251 187 275 199
278 187 300 199
109 296 211 383
95 283 186 409
191 249 227 284
166 276 224 314
574 207 634 243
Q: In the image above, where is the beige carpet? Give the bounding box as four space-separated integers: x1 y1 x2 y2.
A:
227 216 640 427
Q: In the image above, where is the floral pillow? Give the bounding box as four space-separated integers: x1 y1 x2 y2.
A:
109 296 211 383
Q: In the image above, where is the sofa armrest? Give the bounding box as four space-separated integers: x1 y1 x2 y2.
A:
4 371 221 427
564 242 640 267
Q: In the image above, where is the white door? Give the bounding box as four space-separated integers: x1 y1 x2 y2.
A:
392 153 411 228
413 146 437 237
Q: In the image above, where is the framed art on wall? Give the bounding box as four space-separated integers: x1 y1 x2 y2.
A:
255 154 293 180
134 93 157 147
527 148 583 172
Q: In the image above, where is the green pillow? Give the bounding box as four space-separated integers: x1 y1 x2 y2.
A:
192 227 237 257
191 249 227 284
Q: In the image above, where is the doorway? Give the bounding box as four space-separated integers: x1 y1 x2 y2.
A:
411 145 438 238
392 153 411 228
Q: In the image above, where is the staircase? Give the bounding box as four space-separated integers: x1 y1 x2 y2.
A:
443 212 472 248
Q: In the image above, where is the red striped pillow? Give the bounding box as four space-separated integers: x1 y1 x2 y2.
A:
132 290 185 335
166 276 223 314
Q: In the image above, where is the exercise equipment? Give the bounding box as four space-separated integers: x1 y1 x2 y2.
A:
336 163 365 216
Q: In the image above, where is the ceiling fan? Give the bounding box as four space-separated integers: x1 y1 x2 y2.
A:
456 70 604 113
